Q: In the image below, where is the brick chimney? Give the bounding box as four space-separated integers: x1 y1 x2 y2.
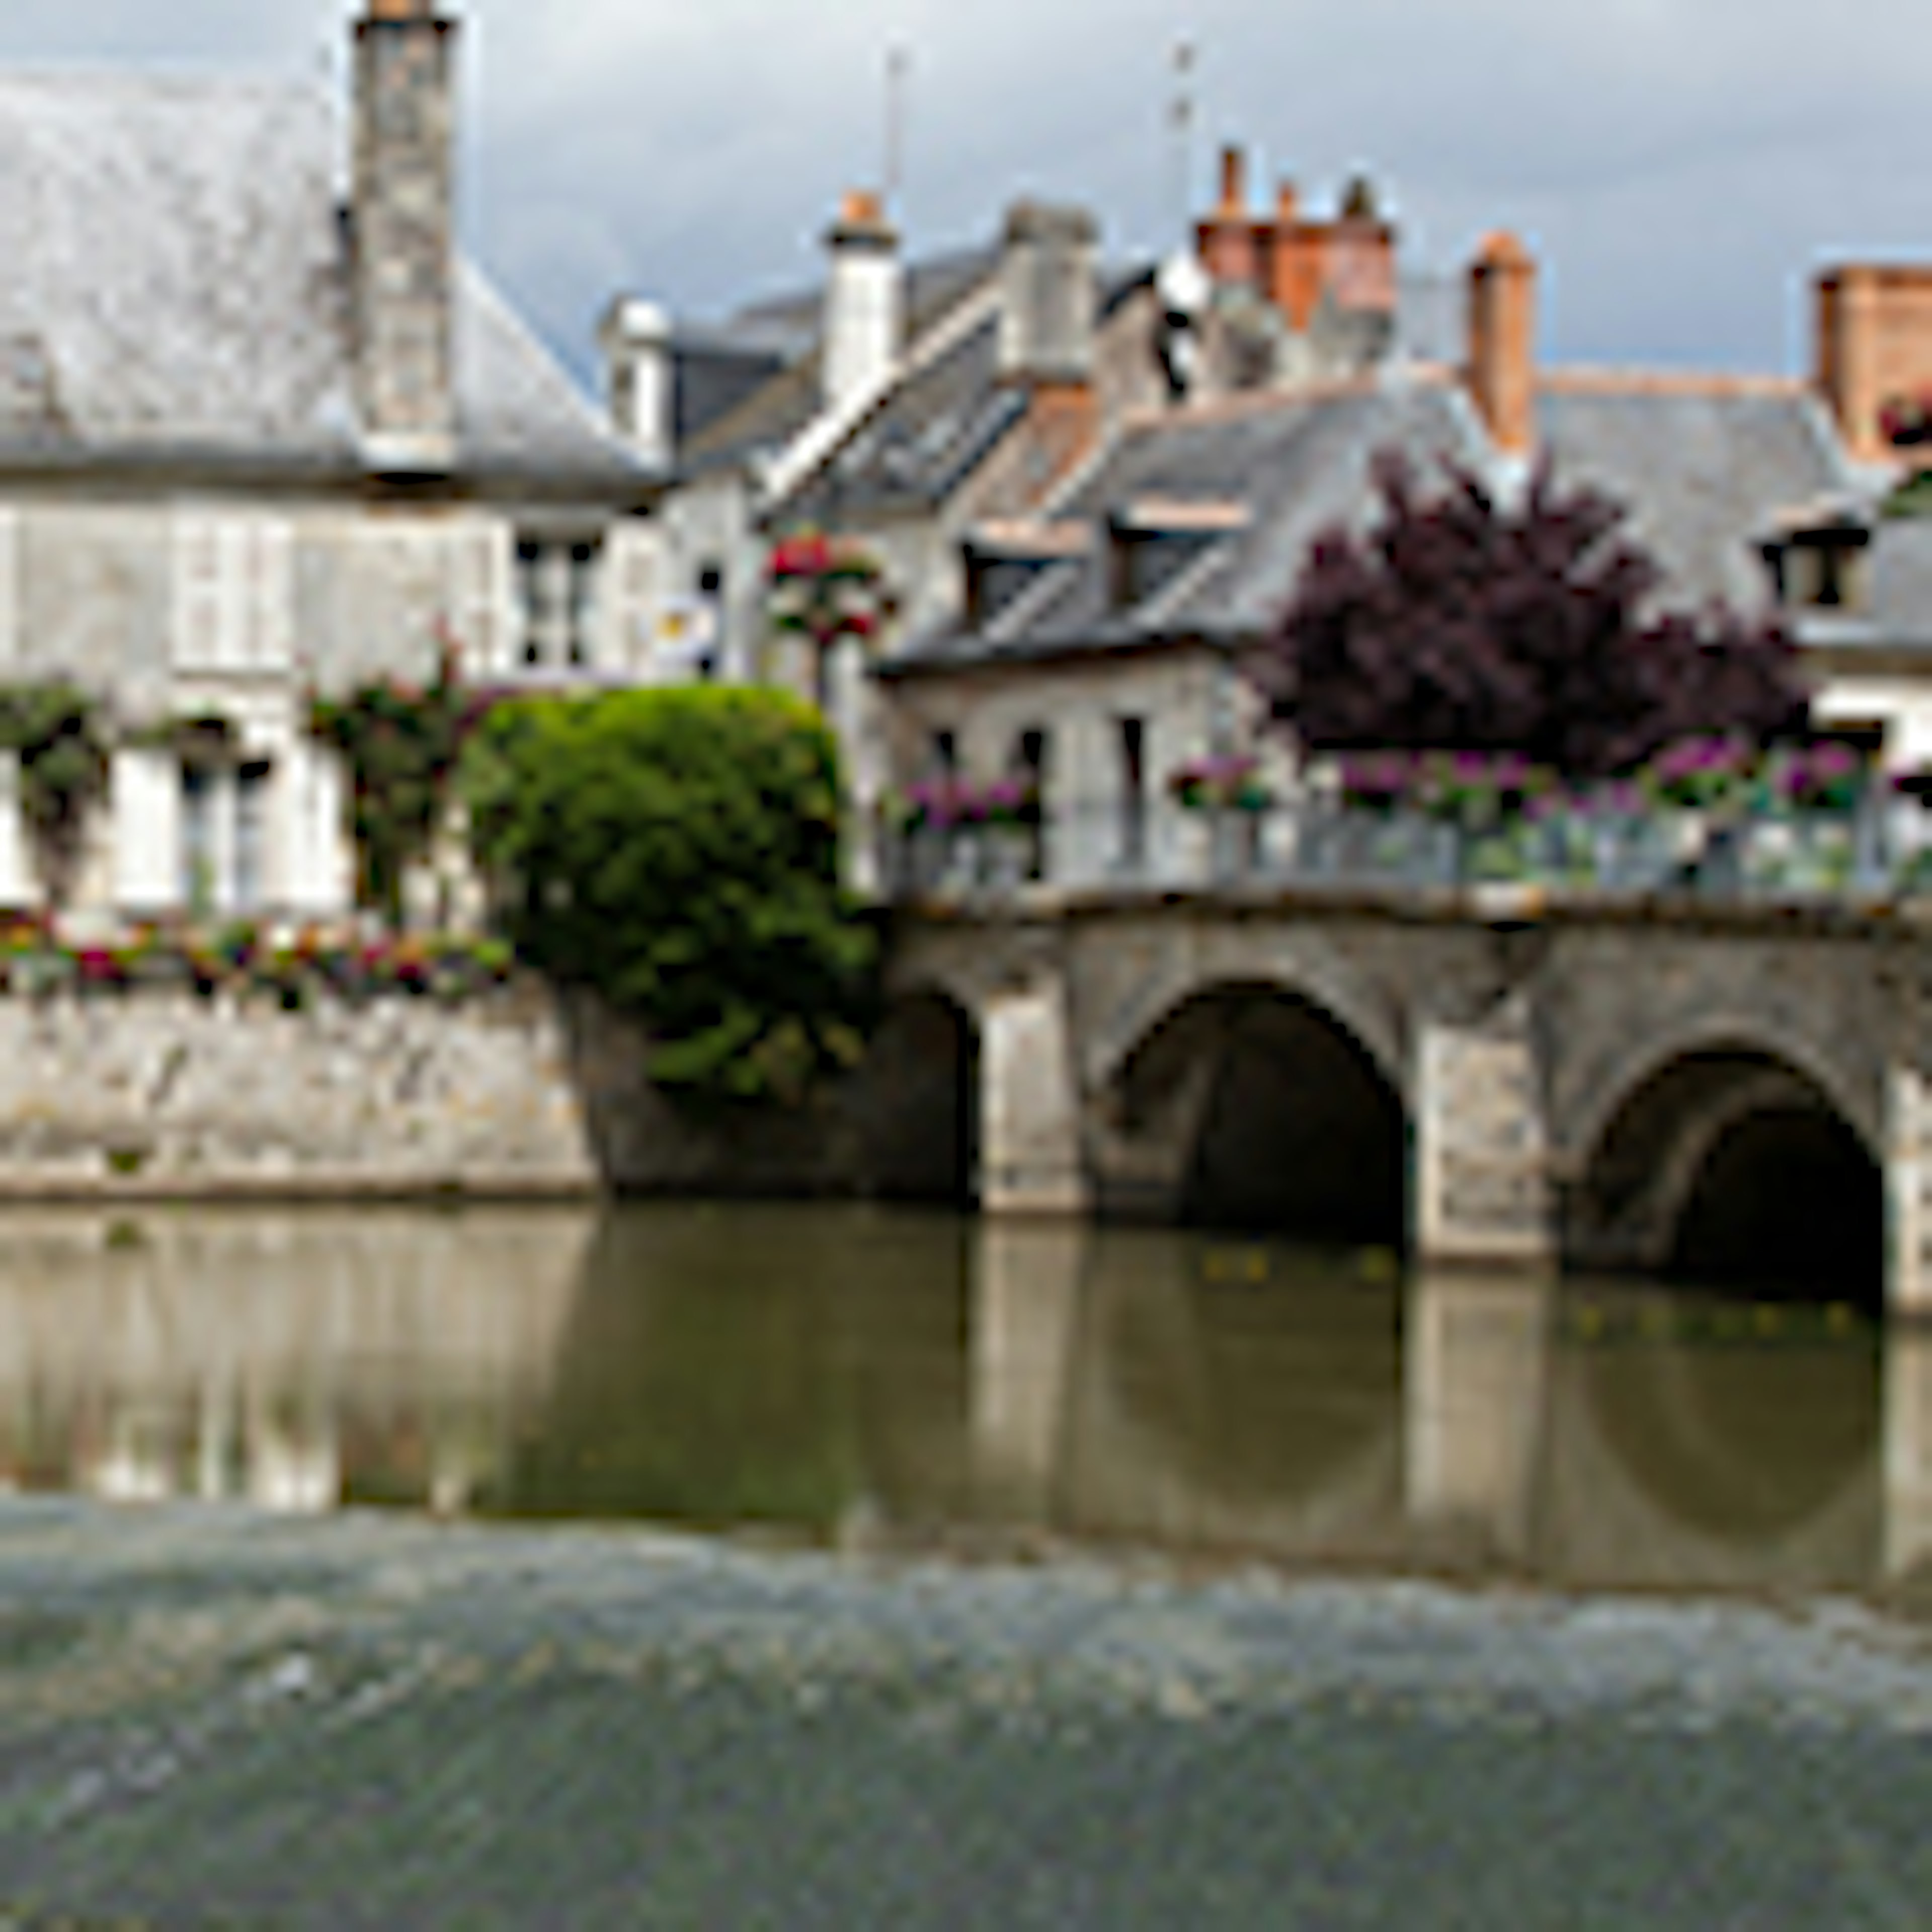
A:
999 201 1101 500
353 0 458 474
822 189 903 418
1196 145 1267 292
1467 232 1537 458
599 297 674 470
1815 265 1932 465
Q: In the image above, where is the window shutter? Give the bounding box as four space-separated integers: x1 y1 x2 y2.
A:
0 508 17 669
602 520 660 676
449 521 511 677
172 515 224 673
248 520 294 671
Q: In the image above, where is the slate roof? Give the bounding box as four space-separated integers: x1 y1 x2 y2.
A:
888 370 1861 677
678 246 1001 478
1534 382 1848 615
0 71 637 487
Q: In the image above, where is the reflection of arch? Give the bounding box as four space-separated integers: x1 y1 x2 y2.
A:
860 988 981 1206
1112 982 1408 1243
1566 1036 1883 1301
1574 1316 1878 1545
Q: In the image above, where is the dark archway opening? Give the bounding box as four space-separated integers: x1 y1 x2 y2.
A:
859 992 981 1208
1572 1049 1884 1312
1125 986 1407 1247
1671 1106 1883 1302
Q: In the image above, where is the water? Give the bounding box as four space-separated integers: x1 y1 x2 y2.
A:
0 1204 1925 1925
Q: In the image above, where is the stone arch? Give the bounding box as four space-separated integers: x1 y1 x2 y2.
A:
1563 1028 1884 1300
1085 943 1409 1105
1096 977 1410 1243
857 984 982 1206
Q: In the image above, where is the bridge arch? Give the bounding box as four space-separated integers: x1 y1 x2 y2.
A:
1563 1028 1884 1303
858 985 982 1205
1101 977 1409 1244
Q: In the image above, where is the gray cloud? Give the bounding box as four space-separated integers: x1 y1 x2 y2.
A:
2 0 1923 388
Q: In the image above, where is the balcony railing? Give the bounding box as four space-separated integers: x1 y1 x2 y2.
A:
879 793 1928 909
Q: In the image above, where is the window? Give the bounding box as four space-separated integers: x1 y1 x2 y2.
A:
932 729 958 776
1118 717 1147 871
516 534 604 669
1763 519 1870 615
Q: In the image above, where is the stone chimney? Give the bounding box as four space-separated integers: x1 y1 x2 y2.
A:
353 0 458 474
822 189 903 418
1816 265 1932 466
1467 232 1538 459
999 201 1101 500
599 297 674 470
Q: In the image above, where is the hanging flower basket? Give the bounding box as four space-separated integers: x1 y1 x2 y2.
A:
1168 754 1271 813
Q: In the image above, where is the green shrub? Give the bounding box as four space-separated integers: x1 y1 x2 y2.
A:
462 686 879 1109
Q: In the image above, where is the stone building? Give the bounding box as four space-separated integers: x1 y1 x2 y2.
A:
878 160 1932 858
0 0 652 921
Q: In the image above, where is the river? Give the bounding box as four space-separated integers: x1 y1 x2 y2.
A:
0 1204 1924 1926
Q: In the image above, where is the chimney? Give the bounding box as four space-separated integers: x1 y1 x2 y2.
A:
822 189 903 417
1267 181 1326 332
599 298 674 470
1000 201 1101 500
1467 231 1538 458
1196 144 1265 291
1816 265 1932 465
353 0 458 474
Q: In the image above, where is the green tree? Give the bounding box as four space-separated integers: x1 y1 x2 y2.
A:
463 685 879 1108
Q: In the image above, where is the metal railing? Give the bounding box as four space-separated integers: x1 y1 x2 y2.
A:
879 793 1930 909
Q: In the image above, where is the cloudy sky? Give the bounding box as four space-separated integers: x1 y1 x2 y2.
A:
1 1 1922 390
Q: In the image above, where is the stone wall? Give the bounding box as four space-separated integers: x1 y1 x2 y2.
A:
0 983 597 1199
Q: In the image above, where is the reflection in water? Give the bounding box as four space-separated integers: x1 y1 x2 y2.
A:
0 1205 1920 1612
0 1211 591 1515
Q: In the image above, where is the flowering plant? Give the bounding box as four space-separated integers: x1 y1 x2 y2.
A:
766 531 895 654
1639 735 1760 811
1765 742 1866 813
1332 750 1552 824
1168 755 1271 813
1881 392 1932 450
896 774 1039 831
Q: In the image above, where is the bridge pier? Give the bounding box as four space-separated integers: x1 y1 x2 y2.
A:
1414 996 1554 1266
1889 1065 1932 1319
980 974 1090 1216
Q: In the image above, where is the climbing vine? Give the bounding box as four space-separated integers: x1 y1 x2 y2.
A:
0 683 109 905
307 640 491 918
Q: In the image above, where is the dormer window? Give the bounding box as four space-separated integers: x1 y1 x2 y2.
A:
1105 498 1249 613
961 519 1088 629
1761 508 1871 615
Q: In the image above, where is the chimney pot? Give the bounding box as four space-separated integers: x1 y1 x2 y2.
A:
1219 145 1248 214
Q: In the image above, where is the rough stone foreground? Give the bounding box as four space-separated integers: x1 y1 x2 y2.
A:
0 1501 1926 1929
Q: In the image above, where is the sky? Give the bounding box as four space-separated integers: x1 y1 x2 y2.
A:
1 0 1924 393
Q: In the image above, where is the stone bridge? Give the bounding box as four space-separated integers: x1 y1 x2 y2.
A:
879 887 1932 1315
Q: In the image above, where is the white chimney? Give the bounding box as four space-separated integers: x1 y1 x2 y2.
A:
822 189 903 417
599 297 674 471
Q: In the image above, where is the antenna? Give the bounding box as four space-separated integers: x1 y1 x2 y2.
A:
1168 38 1198 239
885 45 912 208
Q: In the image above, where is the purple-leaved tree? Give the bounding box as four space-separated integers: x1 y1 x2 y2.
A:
1254 453 1810 777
